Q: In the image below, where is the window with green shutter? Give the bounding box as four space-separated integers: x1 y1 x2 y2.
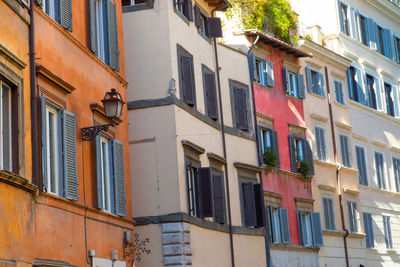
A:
314 126 328 162
283 67 305 99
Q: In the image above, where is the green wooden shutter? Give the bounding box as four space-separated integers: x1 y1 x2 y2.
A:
107 0 119 71
212 175 225 224
95 136 104 210
253 183 264 228
311 212 324 246
207 17 223 38
194 5 201 28
112 140 127 216
89 0 98 56
60 0 72 31
280 208 290 244
180 54 195 105
234 87 248 130
41 93 48 192
62 110 78 200
204 72 218 120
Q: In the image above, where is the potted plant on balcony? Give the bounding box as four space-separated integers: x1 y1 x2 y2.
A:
263 148 277 174
297 160 311 180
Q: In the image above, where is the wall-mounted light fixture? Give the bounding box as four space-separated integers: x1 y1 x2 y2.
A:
81 88 125 141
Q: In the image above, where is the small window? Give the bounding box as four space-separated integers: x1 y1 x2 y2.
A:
363 213 375 248
254 58 262 83
231 85 249 131
384 83 395 117
255 59 274 87
45 105 61 195
289 135 314 175
42 0 60 21
377 26 385 56
339 135 351 168
347 201 359 233
294 137 304 162
268 207 290 244
284 68 305 99
175 0 192 21
355 145 368 186
260 128 280 168
306 67 325 97
393 157 400 192
322 198 335 231
339 3 349 36
359 15 368 46
298 211 323 247
334 80 345 105
374 151 386 190
383 216 393 249
314 126 328 162
199 13 209 36
99 136 112 212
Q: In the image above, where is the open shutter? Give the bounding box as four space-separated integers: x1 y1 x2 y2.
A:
288 135 297 172
280 208 290 244
297 211 305 245
260 61 266 86
392 85 399 117
394 34 400 63
62 110 78 200
363 213 374 248
194 5 201 28
305 67 313 92
181 54 195 105
41 93 48 192
242 182 256 227
107 0 119 71
266 60 274 87
213 175 225 224
257 126 264 165
298 74 306 99
268 207 276 242
272 130 280 168
234 87 248 130
95 136 104 210
374 77 383 111
204 72 218 120
347 68 354 100
349 7 358 40
112 140 127 216
318 72 326 97
60 0 72 31
311 212 324 246
337 1 344 33
207 17 223 38
185 0 193 21
356 68 366 104
249 53 256 80
89 0 98 56
366 18 377 50
304 139 315 175
283 67 289 94
384 28 393 59
198 168 213 218
253 183 264 228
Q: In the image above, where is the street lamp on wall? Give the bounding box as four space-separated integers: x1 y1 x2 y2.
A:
81 88 125 141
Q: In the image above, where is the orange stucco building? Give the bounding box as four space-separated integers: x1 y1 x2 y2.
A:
0 0 134 266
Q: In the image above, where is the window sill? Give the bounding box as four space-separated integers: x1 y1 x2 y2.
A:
174 8 190 25
308 91 326 100
348 100 400 124
387 249 397 254
323 230 345 237
333 101 347 109
197 29 212 44
254 81 271 89
286 94 304 101
270 243 320 252
339 166 358 174
347 232 365 239
122 0 154 13
314 159 336 168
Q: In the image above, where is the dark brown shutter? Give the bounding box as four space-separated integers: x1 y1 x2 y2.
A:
185 0 193 21
242 182 256 227
288 135 297 172
303 139 315 175
199 168 213 218
180 54 195 105
194 5 201 28
268 206 275 242
253 183 264 228
212 175 225 224
272 130 280 168
234 87 248 130
205 72 218 120
207 17 223 38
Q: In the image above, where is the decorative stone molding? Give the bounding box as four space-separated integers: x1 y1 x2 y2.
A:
318 184 336 192
264 191 282 208
310 113 329 122
207 152 226 165
182 140 205 155
295 198 314 212
335 121 352 131
257 114 274 129
288 123 306 138
162 222 192 267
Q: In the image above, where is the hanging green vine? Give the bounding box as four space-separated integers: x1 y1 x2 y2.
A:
226 0 298 44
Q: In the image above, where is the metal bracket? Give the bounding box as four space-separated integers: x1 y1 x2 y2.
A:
81 123 115 141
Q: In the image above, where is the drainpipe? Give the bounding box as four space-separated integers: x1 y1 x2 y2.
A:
324 66 350 267
247 34 272 267
212 5 235 267
29 0 39 187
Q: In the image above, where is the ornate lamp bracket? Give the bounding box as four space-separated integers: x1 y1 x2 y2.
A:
81 123 115 141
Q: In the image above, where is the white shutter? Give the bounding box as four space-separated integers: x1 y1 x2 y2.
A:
374 77 383 111
393 85 400 117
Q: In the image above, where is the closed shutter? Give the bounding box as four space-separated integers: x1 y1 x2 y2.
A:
62 110 78 200
383 28 393 59
268 207 276 242
266 60 274 87
347 202 354 232
311 212 324 246
198 168 213 218
242 182 256 227
184 0 193 21
394 34 400 63
315 127 322 160
253 183 264 228
323 198 329 229
272 130 280 168
95 136 104 210
288 135 297 172
298 74 306 99
349 7 358 40
392 85 399 117
374 77 383 111
366 18 377 50
260 61 266 86
112 140 127 216
107 0 119 71
393 158 400 193
234 87 248 130
318 72 326 97
363 213 374 248
180 54 195 105
212 175 225 224
280 208 290 244
347 68 354 100
356 147 368 186
194 5 201 28
249 53 256 80
304 139 315 175
41 93 48 192
305 67 313 93
60 0 72 31
207 17 223 38
89 0 98 56
297 211 305 245
204 72 218 120
283 67 289 94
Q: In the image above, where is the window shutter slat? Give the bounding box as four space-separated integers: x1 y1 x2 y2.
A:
112 140 127 216
181 54 195 105
394 34 400 63
41 93 48 192
288 135 296 172
242 182 256 227
207 17 223 38
253 183 264 228
298 74 306 99
212 175 225 224
306 67 313 93
95 136 104 210
392 85 400 117
89 0 98 56
283 67 289 93
297 211 305 245
266 60 274 87
234 88 248 130
356 68 367 104
272 130 280 168
311 212 324 246
198 168 213 218
280 208 290 244
205 72 218 120
304 139 315 175
62 110 78 200
60 0 72 31
374 77 383 111
107 0 119 71
194 5 201 28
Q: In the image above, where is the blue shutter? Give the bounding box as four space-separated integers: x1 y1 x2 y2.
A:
89 0 98 56
349 7 358 40
41 93 47 192
319 72 326 97
266 60 274 87
260 61 266 86
392 85 399 117
338 1 344 33
62 110 78 200
357 68 366 104
347 68 354 100
283 67 289 94
305 67 312 93
366 18 377 50
95 135 104 210
298 74 306 99
311 212 324 246
280 208 291 244
297 211 305 245
60 0 72 31
394 34 400 63
374 77 383 111
249 53 256 80
268 206 276 242
383 28 393 59
112 140 127 216
107 0 120 71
